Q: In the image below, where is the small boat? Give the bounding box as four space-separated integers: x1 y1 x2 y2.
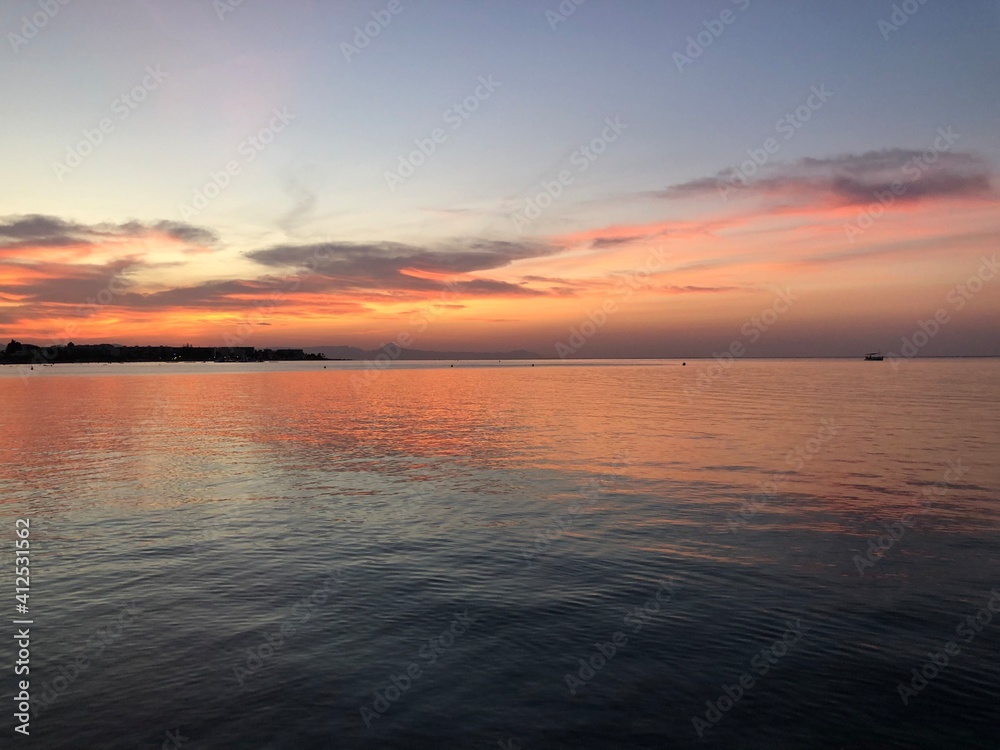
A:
864 352 884 361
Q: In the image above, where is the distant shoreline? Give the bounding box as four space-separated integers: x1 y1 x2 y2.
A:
2 339 996 365
1 355 995 366
1 341 327 366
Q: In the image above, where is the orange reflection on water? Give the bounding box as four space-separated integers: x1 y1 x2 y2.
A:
1 361 998 537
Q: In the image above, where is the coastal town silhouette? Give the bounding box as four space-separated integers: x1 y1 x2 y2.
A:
1 339 326 364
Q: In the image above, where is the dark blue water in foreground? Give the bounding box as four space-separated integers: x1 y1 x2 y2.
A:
1 360 998 748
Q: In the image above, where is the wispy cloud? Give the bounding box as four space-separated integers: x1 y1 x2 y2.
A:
660 285 742 294
0 214 218 253
245 239 562 297
654 148 996 208
0 220 570 337
275 177 319 235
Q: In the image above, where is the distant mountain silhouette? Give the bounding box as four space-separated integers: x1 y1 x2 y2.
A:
309 345 539 361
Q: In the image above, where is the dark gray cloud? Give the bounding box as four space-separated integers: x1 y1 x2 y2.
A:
0 215 82 244
150 220 218 246
0 214 222 325
0 214 218 252
591 235 650 249
0 223 559 332
661 285 741 294
245 239 559 296
2 263 366 321
655 148 996 206
655 176 720 198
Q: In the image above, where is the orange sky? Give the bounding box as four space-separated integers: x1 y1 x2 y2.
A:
2 164 998 358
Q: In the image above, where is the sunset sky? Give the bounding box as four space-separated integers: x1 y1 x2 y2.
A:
2 0 998 357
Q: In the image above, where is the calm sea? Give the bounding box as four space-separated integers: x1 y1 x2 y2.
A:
1 359 998 749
